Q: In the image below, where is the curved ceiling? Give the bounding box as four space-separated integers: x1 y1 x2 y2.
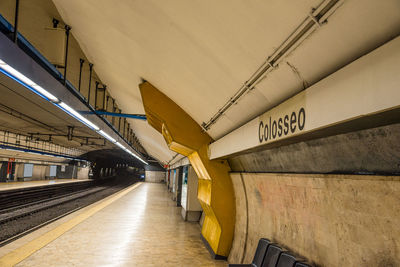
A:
52 0 400 163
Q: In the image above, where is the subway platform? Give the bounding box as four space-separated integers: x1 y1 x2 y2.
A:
0 179 89 191
0 182 226 267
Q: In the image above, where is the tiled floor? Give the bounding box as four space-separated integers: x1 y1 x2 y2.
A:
0 179 87 191
15 182 227 267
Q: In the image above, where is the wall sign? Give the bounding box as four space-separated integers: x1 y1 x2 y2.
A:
209 37 400 159
258 108 305 143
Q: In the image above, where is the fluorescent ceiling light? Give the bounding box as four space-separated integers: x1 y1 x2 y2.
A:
31 85 59 102
115 142 148 164
0 58 146 164
98 130 116 143
0 59 99 132
115 142 126 150
0 58 59 103
58 102 100 131
0 64 35 86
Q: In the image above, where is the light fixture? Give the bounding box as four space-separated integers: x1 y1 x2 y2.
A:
0 145 81 161
0 58 148 164
0 62 35 86
31 84 58 102
58 102 100 131
98 130 116 143
0 60 59 103
115 142 148 165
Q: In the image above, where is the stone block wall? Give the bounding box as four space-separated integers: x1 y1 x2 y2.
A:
229 173 400 267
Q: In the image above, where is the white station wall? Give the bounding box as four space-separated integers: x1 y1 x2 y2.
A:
145 171 166 183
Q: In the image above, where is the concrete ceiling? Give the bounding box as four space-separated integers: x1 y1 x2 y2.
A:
52 0 400 163
0 149 71 164
0 71 115 153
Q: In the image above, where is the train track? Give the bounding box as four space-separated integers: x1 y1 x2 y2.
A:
0 186 107 224
0 180 94 210
0 179 136 247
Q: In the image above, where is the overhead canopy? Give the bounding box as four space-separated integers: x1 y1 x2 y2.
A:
52 0 400 163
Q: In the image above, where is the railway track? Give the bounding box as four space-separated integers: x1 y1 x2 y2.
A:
0 186 107 224
0 180 94 210
0 178 137 247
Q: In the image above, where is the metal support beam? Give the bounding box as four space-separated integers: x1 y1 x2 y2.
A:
78 58 84 92
102 85 107 110
63 25 71 85
112 99 116 125
67 126 74 141
95 81 99 109
118 109 121 131
13 0 20 43
105 95 109 113
123 119 126 137
87 63 93 104
80 111 146 120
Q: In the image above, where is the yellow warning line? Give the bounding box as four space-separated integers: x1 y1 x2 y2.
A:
0 182 143 267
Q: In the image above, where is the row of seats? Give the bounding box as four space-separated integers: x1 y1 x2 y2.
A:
229 238 312 267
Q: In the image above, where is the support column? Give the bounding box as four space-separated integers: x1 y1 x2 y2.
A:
139 81 235 258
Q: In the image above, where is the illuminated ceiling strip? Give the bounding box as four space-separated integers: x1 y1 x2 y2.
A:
116 142 148 165
0 58 148 165
58 102 100 131
0 144 86 162
98 130 116 143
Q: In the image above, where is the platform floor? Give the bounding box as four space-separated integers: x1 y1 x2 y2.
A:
0 182 227 267
0 179 88 191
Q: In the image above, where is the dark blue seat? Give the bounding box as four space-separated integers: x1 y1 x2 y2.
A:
276 252 296 267
276 251 306 267
294 262 312 267
261 244 283 267
229 238 271 267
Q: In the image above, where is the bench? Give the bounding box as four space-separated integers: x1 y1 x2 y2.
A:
229 238 270 267
229 238 312 267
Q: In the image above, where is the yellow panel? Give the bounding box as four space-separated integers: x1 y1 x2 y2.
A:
197 178 211 205
188 151 211 180
162 124 195 155
139 81 235 257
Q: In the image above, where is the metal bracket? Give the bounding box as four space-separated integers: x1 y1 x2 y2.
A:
67 126 74 141
309 11 322 27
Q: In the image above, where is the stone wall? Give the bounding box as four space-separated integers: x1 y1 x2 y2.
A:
229 173 400 267
77 166 89 180
229 123 400 175
145 170 165 183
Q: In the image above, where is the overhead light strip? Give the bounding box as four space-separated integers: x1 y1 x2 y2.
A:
0 58 148 165
98 130 116 143
0 60 59 102
58 102 100 131
0 144 86 162
116 142 148 165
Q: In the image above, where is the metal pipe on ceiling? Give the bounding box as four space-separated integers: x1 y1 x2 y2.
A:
118 109 121 131
87 63 93 104
95 81 99 109
13 0 19 43
78 58 84 92
102 85 107 110
201 0 342 131
62 25 71 85
112 99 115 125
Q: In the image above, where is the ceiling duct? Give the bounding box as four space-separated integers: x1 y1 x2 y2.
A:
201 0 343 131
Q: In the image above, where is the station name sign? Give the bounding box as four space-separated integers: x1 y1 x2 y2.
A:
209 37 400 159
258 108 305 143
